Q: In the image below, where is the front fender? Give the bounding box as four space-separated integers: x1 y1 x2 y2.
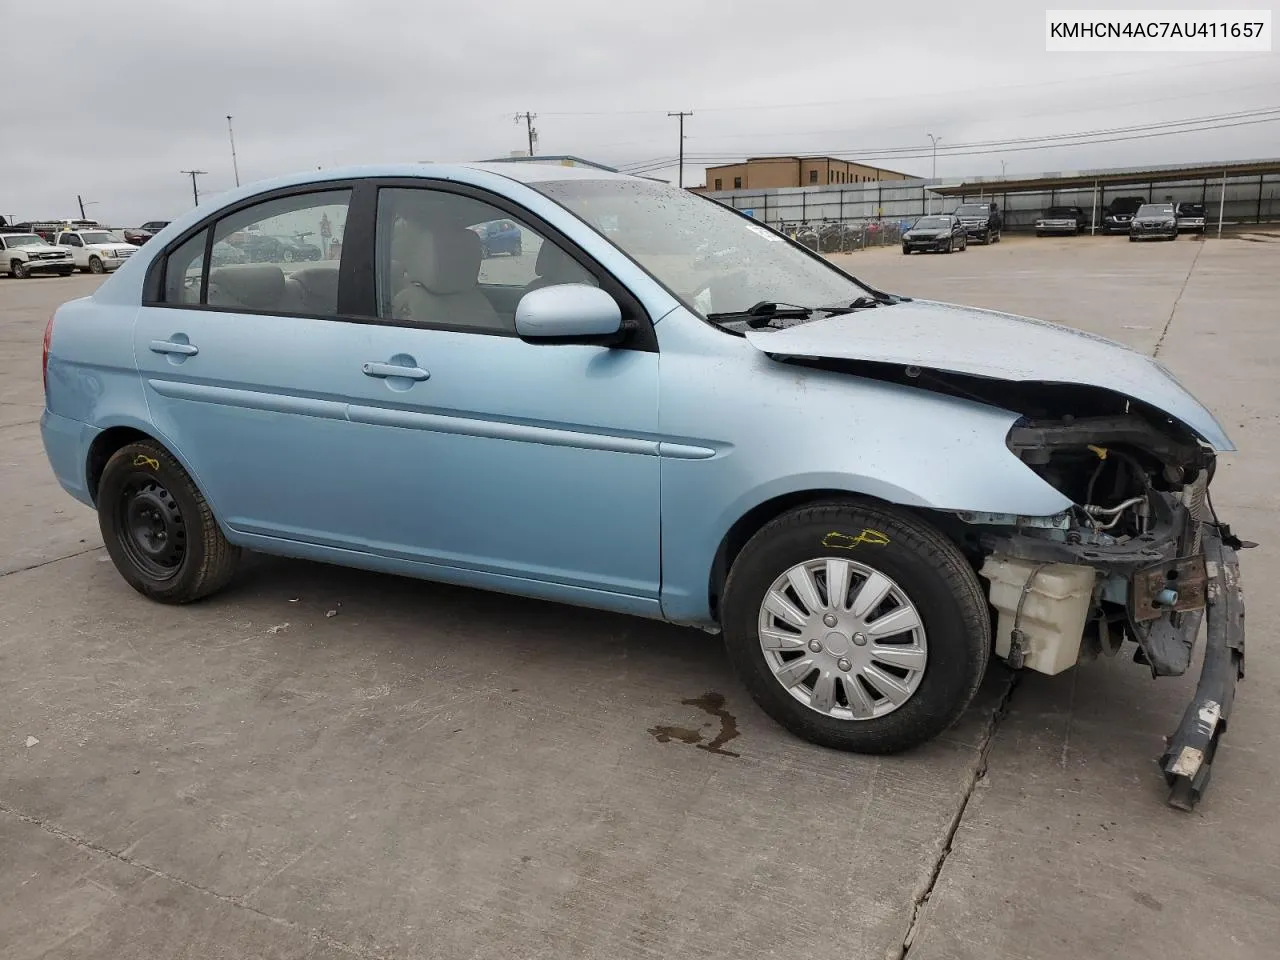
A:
656 327 1071 625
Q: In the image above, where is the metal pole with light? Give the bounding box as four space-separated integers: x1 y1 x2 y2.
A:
927 133 941 214
227 115 240 187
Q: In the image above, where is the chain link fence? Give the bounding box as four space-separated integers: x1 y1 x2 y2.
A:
775 218 909 254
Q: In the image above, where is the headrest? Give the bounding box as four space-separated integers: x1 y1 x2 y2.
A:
535 241 581 280
405 226 482 295
207 264 285 309
290 265 340 303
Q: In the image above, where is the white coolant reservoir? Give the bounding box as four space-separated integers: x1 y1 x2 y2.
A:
980 556 1097 676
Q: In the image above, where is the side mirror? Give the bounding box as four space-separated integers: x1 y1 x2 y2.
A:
515 284 626 345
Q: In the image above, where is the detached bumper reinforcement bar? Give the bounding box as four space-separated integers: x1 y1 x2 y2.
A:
1160 528 1245 810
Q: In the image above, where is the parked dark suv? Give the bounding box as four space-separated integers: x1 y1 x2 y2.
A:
1102 197 1145 234
951 202 1002 244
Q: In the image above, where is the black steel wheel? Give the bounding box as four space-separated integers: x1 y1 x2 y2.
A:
115 475 187 580
98 440 240 603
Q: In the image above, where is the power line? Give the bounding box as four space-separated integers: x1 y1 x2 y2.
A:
676 79 1280 145
530 54 1270 119
617 106 1280 172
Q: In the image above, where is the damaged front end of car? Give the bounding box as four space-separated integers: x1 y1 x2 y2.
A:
741 298 1250 807
959 410 1248 810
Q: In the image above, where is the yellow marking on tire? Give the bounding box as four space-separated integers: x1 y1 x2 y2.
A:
822 528 890 549
132 454 160 470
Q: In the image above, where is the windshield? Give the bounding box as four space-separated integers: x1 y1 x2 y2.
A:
3 234 44 247
532 178 869 318
953 205 989 217
1043 207 1075 218
912 217 951 230
1109 199 1143 214
80 231 118 244
1136 204 1173 217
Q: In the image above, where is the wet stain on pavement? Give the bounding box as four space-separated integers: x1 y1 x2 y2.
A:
648 691 741 757
647 724 704 747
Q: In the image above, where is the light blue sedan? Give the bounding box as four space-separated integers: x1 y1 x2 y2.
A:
40 163 1245 807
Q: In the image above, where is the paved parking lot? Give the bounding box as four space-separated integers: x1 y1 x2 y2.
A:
2 235 1278 959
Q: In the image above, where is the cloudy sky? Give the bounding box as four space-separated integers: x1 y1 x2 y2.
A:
4 0 1276 225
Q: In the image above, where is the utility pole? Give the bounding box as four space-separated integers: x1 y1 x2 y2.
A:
1000 159 1007 178
181 170 208 207
926 133 941 214
515 112 538 156
668 111 693 188
76 196 98 220
227 115 240 187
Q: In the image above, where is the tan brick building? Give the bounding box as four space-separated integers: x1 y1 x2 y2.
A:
703 156 910 192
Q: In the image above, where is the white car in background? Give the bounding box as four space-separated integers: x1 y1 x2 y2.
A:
0 231 76 278
55 230 137 274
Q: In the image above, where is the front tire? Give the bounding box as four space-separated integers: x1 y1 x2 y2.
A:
58 268 74 277
721 500 991 754
98 440 240 604
88 256 105 274
10 259 29 279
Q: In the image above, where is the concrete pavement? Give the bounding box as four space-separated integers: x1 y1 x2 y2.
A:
2 235 1276 959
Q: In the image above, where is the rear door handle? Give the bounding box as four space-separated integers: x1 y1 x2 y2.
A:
361 362 430 381
149 339 199 356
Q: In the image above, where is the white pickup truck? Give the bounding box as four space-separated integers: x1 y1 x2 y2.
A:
0 232 76 278
54 229 137 274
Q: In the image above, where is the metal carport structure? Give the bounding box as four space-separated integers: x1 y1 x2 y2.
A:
933 157 1280 236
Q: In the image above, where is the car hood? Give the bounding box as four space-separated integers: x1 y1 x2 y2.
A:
743 299 1234 450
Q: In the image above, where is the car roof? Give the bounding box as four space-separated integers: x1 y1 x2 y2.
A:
213 162 631 195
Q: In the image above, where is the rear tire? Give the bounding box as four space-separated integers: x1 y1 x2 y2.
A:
720 499 991 754
97 440 240 604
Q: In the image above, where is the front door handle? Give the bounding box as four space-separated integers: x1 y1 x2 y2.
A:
361 361 430 381
149 339 199 357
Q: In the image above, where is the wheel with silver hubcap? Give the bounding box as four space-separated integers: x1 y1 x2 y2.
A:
721 499 991 754
758 557 928 721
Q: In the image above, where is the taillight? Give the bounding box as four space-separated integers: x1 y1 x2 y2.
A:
42 313 53 396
